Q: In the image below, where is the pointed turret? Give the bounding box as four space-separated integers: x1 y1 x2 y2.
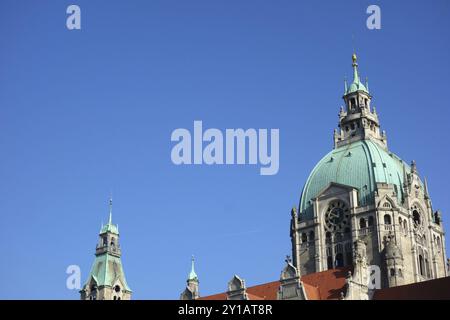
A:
180 256 200 300
424 177 430 200
80 199 132 300
345 53 369 95
335 53 386 149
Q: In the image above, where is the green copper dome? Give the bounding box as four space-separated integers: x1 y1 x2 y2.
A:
299 140 409 219
347 81 368 95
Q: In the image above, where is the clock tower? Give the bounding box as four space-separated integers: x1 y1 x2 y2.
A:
80 199 132 300
291 54 447 289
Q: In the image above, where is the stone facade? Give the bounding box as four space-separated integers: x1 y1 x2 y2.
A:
181 54 448 300
291 54 447 291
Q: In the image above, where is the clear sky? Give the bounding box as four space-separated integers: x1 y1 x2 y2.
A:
0 0 449 299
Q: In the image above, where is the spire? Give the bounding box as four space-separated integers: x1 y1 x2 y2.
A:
344 77 348 93
108 197 113 225
188 255 198 282
365 76 369 92
344 53 369 95
424 177 430 199
100 196 119 235
411 160 417 173
352 53 360 84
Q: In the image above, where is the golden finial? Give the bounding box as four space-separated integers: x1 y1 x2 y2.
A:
352 53 357 64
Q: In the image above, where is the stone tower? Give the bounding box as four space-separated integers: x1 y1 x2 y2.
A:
80 199 132 300
180 256 200 300
291 53 448 289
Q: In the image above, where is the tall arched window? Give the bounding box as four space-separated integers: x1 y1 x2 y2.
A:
308 231 315 242
327 256 333 270
360 218 366 229
368 216 374 227
335 253 344 268
413 210 421 226
301 233 307 243
90 285 97 300
419 255 424 276
325 232 332 244
384 214 392 225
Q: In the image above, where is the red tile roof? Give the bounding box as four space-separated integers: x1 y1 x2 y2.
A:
301 267 350 300
373 276 450 300
199 267 350 300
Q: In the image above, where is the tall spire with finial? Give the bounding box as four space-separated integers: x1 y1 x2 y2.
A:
352 53 360 84
188 255 199 281
108 196 113 225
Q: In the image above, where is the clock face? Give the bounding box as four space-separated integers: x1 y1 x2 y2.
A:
325 200 350 232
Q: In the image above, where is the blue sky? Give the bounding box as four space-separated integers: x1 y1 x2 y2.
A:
0 0 449 299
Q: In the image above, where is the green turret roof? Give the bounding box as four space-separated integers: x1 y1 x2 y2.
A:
345 53 369 95
82 252 132 291
82 198 130 293
100 199 119 234
188 256 198 282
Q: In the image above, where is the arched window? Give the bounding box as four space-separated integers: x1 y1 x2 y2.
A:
308 231 315 242
345 242 352 265
301 233 307 243
413 210 421 226
335 253 344 268
390 268 395 276
90 285 97 300
111 237 116 247
399 217 403 227
102 237 107 246
327 256 333 270
403 220 407 232
368 216 374 227
437 236 441 250
325 231 331 244
384 214 392 225
419 255 424 276
398 269 403 277
360 218 366 229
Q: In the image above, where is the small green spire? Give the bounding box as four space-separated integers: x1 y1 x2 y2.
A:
188 255 198 281
108 197 113 225
345 53 369 95
352 53 360 84
100 197 119 235
344 77 348 94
